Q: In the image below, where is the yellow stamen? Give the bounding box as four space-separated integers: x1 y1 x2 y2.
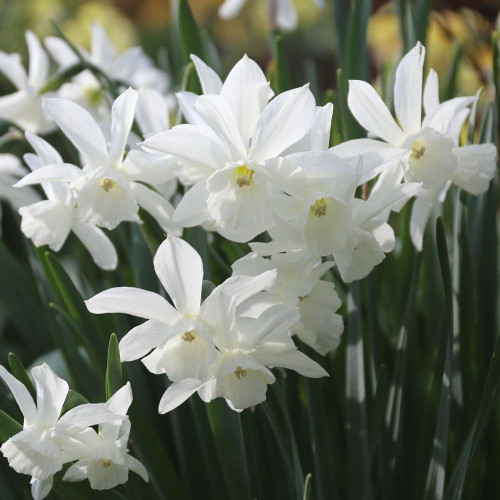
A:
310 198 327 217
411 140 425 160
181 330 196 342
234 366 247 379
234 165 254 188
100 178 116 192
101 459 112 468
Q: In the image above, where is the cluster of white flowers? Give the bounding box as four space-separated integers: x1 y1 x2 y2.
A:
0 22 496 493
1 27 180 269
0 363 147 500
86 235 328 412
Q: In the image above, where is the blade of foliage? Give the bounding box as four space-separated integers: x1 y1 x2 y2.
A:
444 334 500 499
37 249 105 363
105 333 122 400
178 0 204 62
345 282 372 500
272 35 292 94
424 217 453 500
303 473 313 500
62 389 89 414
415 0 434 45
444 43 463 100
0 410 22 442
205 399 252 500
38 62 87 95
0 242 50 355
345 0 371 81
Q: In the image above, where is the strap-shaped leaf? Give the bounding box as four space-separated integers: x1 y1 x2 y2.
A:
105 333 122 400
0 410 22 442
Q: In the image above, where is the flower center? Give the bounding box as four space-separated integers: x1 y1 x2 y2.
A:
181 330 196 342
234 366 247 379
411 140 426 160
100 178 116 193
234 165 254 188
310 198 327 217
101 459 112 468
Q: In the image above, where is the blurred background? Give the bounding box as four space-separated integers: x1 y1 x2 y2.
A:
0 0 499 100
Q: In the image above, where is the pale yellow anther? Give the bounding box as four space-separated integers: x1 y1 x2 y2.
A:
101 459 112 468
100 178 116 192
234 165 254 188
181 330 196 342
411 140 426 160
234 366 247 379
310 198 327 217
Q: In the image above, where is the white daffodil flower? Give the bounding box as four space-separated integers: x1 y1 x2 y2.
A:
45 22 168 99
15 131 118 270
218 0 325 31
85 235 277 383
143 55 318 242
131 87 180 199
339 42 496 250
28 88 180 234
254 155 420 281
0 153 40 225
63 383 148 491
231 250 343 355
0 363 122 500
158 292 328 413
0 31 54 133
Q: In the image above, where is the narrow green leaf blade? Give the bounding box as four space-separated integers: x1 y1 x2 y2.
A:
424 217 453 500
345 282 372 500
178 0 204 63
0 410 22 442
273 35 292 94
105 333 122 400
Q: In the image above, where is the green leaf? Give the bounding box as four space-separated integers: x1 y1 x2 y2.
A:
303 473 313 500
62 389 89 414
414 0 433 45
344 0 371 80
38 62 86 95
0 241 50 355
105 334 122 400
303 351 333 500
8 353 36 400
178 0 204 63
444 43 464 100
424 217 453 500
345 281 372 500
272 35 292 94
492 31 500 140
335 68 350 141
0 410 22 442
444 334 500 499
261 398 303 500
332 0 349 69
205 399 252 500
36 249 105 364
